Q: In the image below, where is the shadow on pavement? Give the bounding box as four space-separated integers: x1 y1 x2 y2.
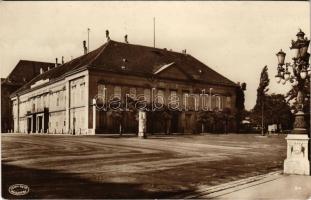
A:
1 163 194 199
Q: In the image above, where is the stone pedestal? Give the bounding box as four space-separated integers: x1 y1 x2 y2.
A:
138 110 147 138
284 134 310 175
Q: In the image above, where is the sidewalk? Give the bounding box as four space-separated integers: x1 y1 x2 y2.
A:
182 171 311 199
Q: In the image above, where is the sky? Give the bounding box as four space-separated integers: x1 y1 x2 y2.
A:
0 1 309 110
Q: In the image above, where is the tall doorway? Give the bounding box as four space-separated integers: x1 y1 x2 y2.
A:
27 117 32 133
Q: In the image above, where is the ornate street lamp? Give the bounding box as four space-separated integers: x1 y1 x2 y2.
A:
275 29 310 175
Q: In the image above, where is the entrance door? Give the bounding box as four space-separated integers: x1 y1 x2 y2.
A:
32 114 36 133
38 116 43 133
73 117 76 135
184 114 192 133
171 112 180 133
27 118 31 133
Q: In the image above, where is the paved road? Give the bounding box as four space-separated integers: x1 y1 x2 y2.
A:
2 134 286 198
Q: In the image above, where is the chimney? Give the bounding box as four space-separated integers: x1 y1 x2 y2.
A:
182 49 187 54
83 40 87 55
106 30 110 41
124 34 128 43
62 56 64 64
55 58 58 67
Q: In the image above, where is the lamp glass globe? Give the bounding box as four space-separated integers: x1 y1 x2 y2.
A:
300 71 307 79
284 73 290 80
282 79 286 84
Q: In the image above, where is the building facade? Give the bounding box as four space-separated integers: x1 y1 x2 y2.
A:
1 60 55 132
10 39 238 134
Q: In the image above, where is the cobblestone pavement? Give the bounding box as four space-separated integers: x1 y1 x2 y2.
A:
2 133 286 199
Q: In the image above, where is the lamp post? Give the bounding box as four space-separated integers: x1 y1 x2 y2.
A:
275 29 310 175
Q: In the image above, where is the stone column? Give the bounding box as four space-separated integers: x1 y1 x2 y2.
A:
138 110 147 138
92 98 96 135
36 115 38 133
43 114 45 133
30 116 33 133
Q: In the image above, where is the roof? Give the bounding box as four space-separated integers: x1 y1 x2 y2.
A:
13 40 237 96
2 60 55 85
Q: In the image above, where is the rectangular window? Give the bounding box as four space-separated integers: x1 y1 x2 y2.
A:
71 85 77 107
202 94 209 110
157 89 165 104
182 92 189 110
97 84 106 104
129 87 136 99
211 95 216 110
169 90 178 108
188 94 199 111
43 95 46 108
193 94 199 111
56 96 59 106
226 96 231 108
143 89 151 103
170 90 177 98
81 86 84 102
98 84 104 96
114 86 121 99
215 96 223 110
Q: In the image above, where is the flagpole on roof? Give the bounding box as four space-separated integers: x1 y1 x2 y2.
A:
87 28 90 53
153 17 155 48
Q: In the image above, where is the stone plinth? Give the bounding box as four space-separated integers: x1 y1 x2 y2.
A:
284 134 310 175
138 110 147 138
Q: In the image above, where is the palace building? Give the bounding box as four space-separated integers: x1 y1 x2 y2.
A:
10 33 239 135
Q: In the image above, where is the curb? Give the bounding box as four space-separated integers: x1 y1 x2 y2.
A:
174 171 282 199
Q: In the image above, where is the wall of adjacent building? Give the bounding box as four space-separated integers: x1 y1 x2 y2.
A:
11 70 90 134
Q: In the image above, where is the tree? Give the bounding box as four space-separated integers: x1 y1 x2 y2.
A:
253 66 270 135
197 108 234 134
251 94 293 131
235 82 247 132
223 107 233 134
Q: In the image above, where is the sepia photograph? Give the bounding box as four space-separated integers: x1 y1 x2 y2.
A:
0 1 310 199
